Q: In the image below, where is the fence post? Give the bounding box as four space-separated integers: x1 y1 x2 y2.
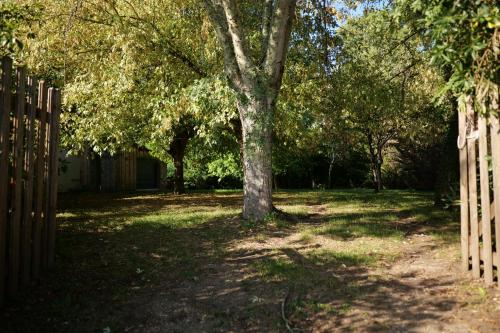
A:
8 67 26 297
47 89 61 268
32 81 47 280
0 57 13 305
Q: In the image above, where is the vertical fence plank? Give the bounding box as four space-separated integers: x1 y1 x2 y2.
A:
32 81 47 279
127 152 130 189
42 88 53 269
458 107 469 271
47 89 60 268
490 90 500 288
80 148 88 190
132 149 137 190
466 100 481 278
478 116 493 284
8 67 26 297
21 77 37 285
0 57 13 305
0 59 61 301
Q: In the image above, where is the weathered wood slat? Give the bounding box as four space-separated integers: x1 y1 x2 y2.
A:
47 89 61 268
0 56 13 305
42 88 53 269
8 67 27 297
466 100 480 278
490 90 500 288
128 152 131 190
121 153 125 190
126 152 130 190
80 148 88 190
0 57 61 301
32 81 47 279
132 150 137 190
468 247 499 268
478 116 493 284
458 105 469 271
127 152 131 190
21 77 37 285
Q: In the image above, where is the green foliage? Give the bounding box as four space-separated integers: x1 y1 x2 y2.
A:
8 0 461 192
397 0 499 113
19 0 233 163
0 1 40 56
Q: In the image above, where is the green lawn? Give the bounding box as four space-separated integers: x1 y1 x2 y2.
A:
1 189 462 332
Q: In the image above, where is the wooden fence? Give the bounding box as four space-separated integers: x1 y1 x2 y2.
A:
0 57 61 304
459 94 500 287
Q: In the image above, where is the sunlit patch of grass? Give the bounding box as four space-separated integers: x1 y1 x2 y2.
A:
253 257 312 283
316 214 406 240
252 247 383 289
134 209 239 229
57 211 79 218
297 230 314 243
307 248 377 266
295 300 352 315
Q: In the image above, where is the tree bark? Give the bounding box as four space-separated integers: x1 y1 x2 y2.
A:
239 95 273 220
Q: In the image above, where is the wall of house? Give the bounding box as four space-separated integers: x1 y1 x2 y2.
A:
68 148 167 192
58 151 83 192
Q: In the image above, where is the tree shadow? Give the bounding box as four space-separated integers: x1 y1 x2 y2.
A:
1 190 461 333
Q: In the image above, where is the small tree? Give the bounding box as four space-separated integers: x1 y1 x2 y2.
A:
333 9 446 192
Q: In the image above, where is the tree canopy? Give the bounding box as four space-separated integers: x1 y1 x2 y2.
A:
3 0 493 218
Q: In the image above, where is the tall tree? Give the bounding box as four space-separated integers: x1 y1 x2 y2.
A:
202 0 297 220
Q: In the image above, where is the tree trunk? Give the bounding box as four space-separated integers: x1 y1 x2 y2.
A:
239 96 273 221
202 0 296 221
328 147 335 189
168 126 192 195
375 151 382 193
367 133 382 193
172 150 185 195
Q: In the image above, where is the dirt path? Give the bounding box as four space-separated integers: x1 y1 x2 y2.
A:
126 205 500 333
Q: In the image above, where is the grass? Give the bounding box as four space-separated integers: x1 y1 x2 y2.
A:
0 189 462 333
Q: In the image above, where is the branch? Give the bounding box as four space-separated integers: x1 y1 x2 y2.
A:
383 29 421 57
81 1 208 78
389 61 418 81
264 0 297 92
202 0 243 89
221 0 255 76
260 0 274 64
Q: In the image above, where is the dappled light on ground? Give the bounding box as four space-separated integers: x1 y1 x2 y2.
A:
1 190 499 332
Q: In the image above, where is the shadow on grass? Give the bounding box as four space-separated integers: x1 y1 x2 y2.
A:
0 190 460 333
